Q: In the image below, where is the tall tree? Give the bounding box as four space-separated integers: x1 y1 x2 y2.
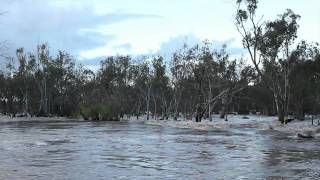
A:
235 0 301 123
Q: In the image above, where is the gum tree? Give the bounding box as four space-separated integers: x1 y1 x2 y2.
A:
235 0 301 123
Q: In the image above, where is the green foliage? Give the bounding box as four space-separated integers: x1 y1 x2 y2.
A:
80 103 115 121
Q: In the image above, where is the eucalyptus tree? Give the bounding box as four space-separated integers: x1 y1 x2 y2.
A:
47 51 79 116
171 44 195 120
172 43 205 121
15 48 35 114
131 58 153 120
111 55 133 117
172 42 247 122
289 42 320 118
235 0 302 123
3 57 17 114
150 56 171 119
32 43 51 116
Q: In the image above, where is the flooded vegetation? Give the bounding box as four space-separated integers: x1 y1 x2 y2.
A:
0 117 319 179
1 0 320 179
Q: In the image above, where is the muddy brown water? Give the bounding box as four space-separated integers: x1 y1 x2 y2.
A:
0 118 319 179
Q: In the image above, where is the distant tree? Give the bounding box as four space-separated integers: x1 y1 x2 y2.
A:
289 42 320 118
172 42 247 122
131 58 153 120
33 43 51 116
150 56 171 119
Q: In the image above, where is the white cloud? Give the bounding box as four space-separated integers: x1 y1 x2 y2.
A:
0 0 319 67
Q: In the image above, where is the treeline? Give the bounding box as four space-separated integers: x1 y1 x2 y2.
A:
0 42 251 120
0 0 319 122
0 40 319 121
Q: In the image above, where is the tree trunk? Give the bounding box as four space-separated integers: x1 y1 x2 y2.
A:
136 100 141 120
174 97 179 120
153 97 157 120
195 104 203 122
37 78 49 117
24 90 29 114
146 98 150 120
278 108 285 124
275 96 285 123
146 89 150 120
208 79 212 121
220 106 225 119
184 103 187 121
220 96 228 119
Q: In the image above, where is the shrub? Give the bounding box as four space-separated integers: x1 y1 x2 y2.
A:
79 103 117 121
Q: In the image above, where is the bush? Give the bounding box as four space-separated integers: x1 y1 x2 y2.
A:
79 103 118 121
72 111 82 119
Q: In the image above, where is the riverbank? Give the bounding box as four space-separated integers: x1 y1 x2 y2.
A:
144 115 320 137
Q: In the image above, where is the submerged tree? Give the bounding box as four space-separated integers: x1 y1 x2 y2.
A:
131 58 153 120
172 42 250 122
235 0 304 123
0 34 318 122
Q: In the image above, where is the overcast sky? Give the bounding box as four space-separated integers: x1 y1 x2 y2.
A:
1 0 319 69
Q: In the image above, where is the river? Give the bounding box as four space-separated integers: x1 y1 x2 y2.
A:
0 118 319 179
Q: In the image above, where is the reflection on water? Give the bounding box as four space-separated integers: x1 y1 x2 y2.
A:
0 118 319 179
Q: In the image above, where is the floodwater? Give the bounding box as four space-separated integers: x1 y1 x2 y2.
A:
0 118 319 179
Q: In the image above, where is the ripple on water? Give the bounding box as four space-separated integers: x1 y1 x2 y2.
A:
0 118 320 179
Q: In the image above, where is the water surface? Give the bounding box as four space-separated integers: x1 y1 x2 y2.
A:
0 118 319 179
